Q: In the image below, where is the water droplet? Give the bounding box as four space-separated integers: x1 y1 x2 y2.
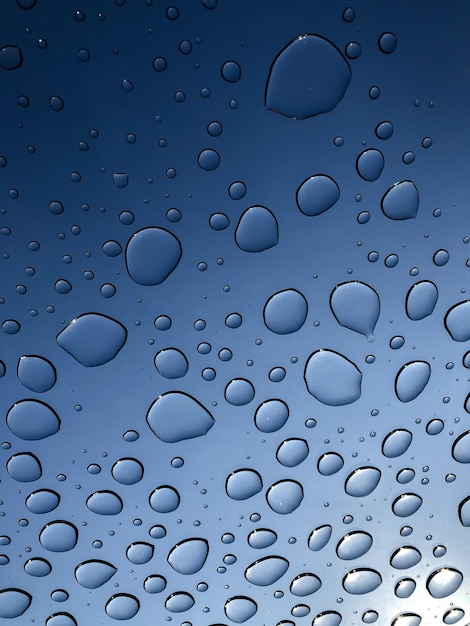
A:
426 418 444 435
3 319 21 334
225 378 255 405
356 149 384 181
144 575 166 593
266 34 351 119
459 496 470 526
312 611 342 626
305 349 362 406
362 611 379 624
244 556 289 586
154 348 188 378
111 458 143 484
317 452 344 476
197 149 220 171
105 594 139 620
17 355 57 393
336 531 373 560
123 430 139 442
75 560 117 588
6 399 60 441
7 452 42 482
46 613 77 626
224 595 257 622
445 301 470 341
390 335 405 349
296 174 340 216
235 206 278 253
39 521 78 552
147 391 214 442
290 573 322 596
345 41 362 59
247 528 277 549
382 429 412 457
276 438 309 467
426 567 462 598
86 491 123 515
167 538 209 574
125 542 154 564
0 589 32 617
263 289 308 334
342 568 382 594
254 399 289 432
381 180 419 220
165 591 194 612
375 120 394 139
345 467 381 497
395 361 431 402
378 32 397 54
390 546 422 569
0 45 23 70
443 608 465 624
330 281 380 340
125 227 182 285
149 485 180 513
392 493 423 517
394 578 416 598
24 557 52 577
222 60 241 82
308 524 332 551
226 469 263 500
25 489 60 513
405 281 438 320
266 480 303 514
154 315 172 331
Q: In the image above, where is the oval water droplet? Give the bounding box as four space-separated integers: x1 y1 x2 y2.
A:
395 361 431 402
290 573 322 596
245 556 289 586
224 596 257 623
226 469 263 500
426 567 463 598
254 399 289 432
342 569 382 594
443 608 465 624
105 594 139 620
0 589 32 618
56 313 127 367
426 418 444 435
459 496 470 526
391 615 421 626
6 400 60 440
24 557 52 577
7 452 42 482
154 348 188 379
46 613 77 626
39 521 78 552
345 467 381 497
225 378 255 406
390 546 422 569
143 575 166 594
452 431 470 463
296 174 340 216
247 528 277 549
125 227 182 285
394 577 416 598
266 480 303 514
25 489 60 514
381 180 419 220
308 524 332 551
382 429 412 457
265 34 351 119
317 452 344 476
263 289 308 334
235 206 279 253
276 439 309 467
406 281 438 320
330 281 380 340
86 491 123 515
164 591 194 613
111 458 143 484
305 349 362 405
126 542 154 564
362 611 378 624
75 560 117 588
312 611 342 626
392 494 423 517
149 485 180 513
147 392 214 443
356 149 384 181
168 538 209 574
336 531 373 560
17 355 56 392
445 301 470 341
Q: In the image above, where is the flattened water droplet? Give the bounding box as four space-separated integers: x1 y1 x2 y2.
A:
105 594 139 620
254 399 289 432
235 206 278 253
226 469 263 500
266 480 303 514
149 485 180 512
7 452 42 482
356 149 384 181
391 615 421 626
312 611 342 626
225 378 255 405
17 355 57 392
345 467 381 497
390 546 422 569
336 531 373 560
395 361 431 402
317 452 344 476
6 399 60 441
426 567 463 598
0 589 32 617
381 181 419 220
168 538 209 574
276 438 309 467
147 392 214 443
247 528 277 549
224 596 257 623
39 521 78 552
290 573 322 596
125 227 182 285
452 431 470 462
245 556 289 586
392 493 423 517
296 174 340 216
263 289 308 334
86 491 123 515
75 560 117 588
443 608 465 624
305 349 362 406
405 281 438 320
394 578 416 598
330 281 380 340
308 524 332 551
56 313 127 367
165 592 195 613
265 34 351 119
25 489 60 513
24 557 52 577
382 429 412 457
154 348 188 378
342 569 382 594
445 301 470 341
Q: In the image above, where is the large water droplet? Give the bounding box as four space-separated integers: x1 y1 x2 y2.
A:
308 524 332 551
426 567 463 598
17 355 57 392
235 206 279 253
154 348 188 379
305 349 362 405
342 569 382 594
39 521 78 552
111 458 143 484
336 531 373 560
165 592 194 613
345 467 381 497
395 361 431 402
356 149 384 181
381 180 419 220
394 578 416 598
312 611 342 626
382 429 412 457
224 596 257 623
317 452 344 476
56 313 127 367
105 594 139 620
245 556 289 586
290 573 322 596
24 557 52 577
167 538 209 574
254 399 289 432
6 400 60 440
25 489 60 514
149 485 180 512
265 34 351 119
391 615 421 626
247 528 277 549
86 491 123 515
390 546 422 569
443 608 465 624
266 480 303 514
392 494 423 517
452 431 470 463
405 281 438 320
276 439 309 467
330 281 380 340
296 174 340 216
75 560 117 588
225 378 255 405
263 289 308 334
147 392 214 442
445 301 470 341
0 589 32 617
125 227 182 285
226 469 263 500
126 542 154 564
7 452 42 481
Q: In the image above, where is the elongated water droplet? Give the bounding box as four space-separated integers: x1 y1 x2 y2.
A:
345 467 381 497
290 572 322 596
167 538 209 574
17 355 56 392
86 491 123 515
356 149 384 181
336 531 373 560
125 227 182 285
266 480 303 514
305 349 362 405
382 429 412 457
147 392 214 443
226 469 263 500
426 567 463 598
296 174 340 216
126 542 154 564
6 399 60 440
392 493 423 517
244 556 289 586
25 489 60 513
105 594 139 620
342 568 382 594
391 614 421 626
312 611 342 626
330 281 380 341
235 206 279 253
224 595 257 623
445 301 470 341
405 281 438 320
390 546 422 569
381 180 419 220
247 528 277 549
308 524 332 551
263 289 308 334
0 588 32 618
75 560 117 588
395 361 430 402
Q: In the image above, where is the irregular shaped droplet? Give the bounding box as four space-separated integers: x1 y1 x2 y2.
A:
6 400 60 440
390 546 422 569
356 149 384 181
126 542 154 565
154 348 188 378
305 349 362 405
391 614 421 626
56 313 127 367
265 34 351 119
254 399 289 432
165 592 194 613
382 429 412 458
426 567 462 598
0 589 31 617
247 528 277 549
308 524 332 551
149 485 180 512
312 612 342 626
244 556 289 586
168 538 209 574
25 489 60 514
86 491 123 515
75 560 117 588
336 531 373 560
392 494 423 517
290 573 322 596
0 46 23 70
345 467 381 497
226 469 263 500
395 361 430 402
235 206 278 253
225 378 255 405
276 439 309 467
105 594 139 620
147 392 214 443
445 301 470 341
405 281 438 320
443 608 465 624
111 458 143 484
125 227 182 285
6 452 42 482
24 557 52 577
381 180 419 220
263 289 308 334
39 521 78 552
342 569 382 594
317 452 344 476
225 596 257 623
330 281 380 341
266 480 303 514
296 174 340 216
17 355 56 392
394 578 416 598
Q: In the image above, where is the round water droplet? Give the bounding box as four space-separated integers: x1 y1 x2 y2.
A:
209 212 230 230
7 399 60 440
433 544 446 557
149 485 180 513
290 573 322 596
395 361 431 402
228 181 247 200
426 419 444 435
167 538 208 574
266 34 351 119
75 560 117 588
405 281 438 320
296 174 340 216
226 469 263 500
445 301 470 341
39 521 78 552
235 206 278 253
312 611 342 626
3 319 21 334
305 349 362 406
24 557 52 577
342 568 382 594
222 60 241 82
345 42 362 59
381 181 419 220
154 348 188 378
111 458 143 484
317 452 344 476
362 611 378 624
147 392 214 443
25 489 60 514
390 546 422 569
125 227 182 285
263 289 308 334
244 556 289 586
224 595 257 623
225 378 255 405
0 589 32 618
392 494 423 517
7 452 42 482
336 531 373 560
330 281 380 340
165 592 194 613
247 528 277 549
86 491 122 515
0 46 23 70
254 399 289 432
198 149 220 171
126 542 154 564
433 248 450 266
144 575 166 593
394 578 416 598
308 524 332 551
382 429 412 457
356 149 384 181
49 200 64 215
378 32 397 53
46 613 77 626
17 355 56 392
443 608 465 624
105 594 139 620
426 567 462 598
345 467 381 497
266 480 303 514
276 438 309 467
